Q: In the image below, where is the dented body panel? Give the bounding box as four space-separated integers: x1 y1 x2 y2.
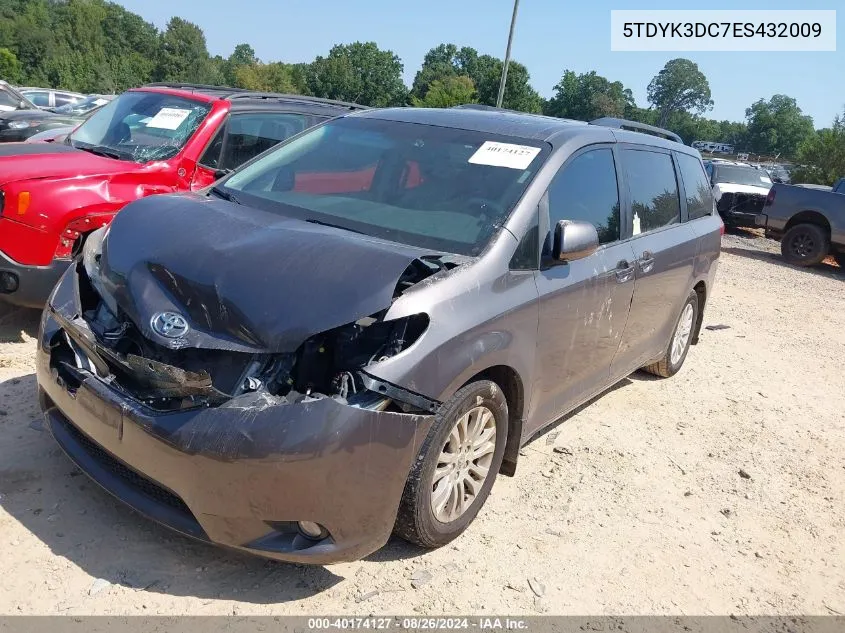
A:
98 195 436 353
38 271 433 564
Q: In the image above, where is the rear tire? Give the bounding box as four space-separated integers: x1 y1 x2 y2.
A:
642 290 699 379
780 223 829 267
394 380 508 548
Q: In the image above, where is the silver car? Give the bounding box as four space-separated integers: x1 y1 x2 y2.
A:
37 107 721 563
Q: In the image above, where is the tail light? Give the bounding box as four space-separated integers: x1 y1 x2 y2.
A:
765 189 776 206
719 217 725 235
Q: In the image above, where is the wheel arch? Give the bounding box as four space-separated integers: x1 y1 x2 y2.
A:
691 280 707 345
785 211 831 236
455 365 525 477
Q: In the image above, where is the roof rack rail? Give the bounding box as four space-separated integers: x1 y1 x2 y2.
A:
227 92 367 110
589 117 683 144
142 82 246 93
142 83 366 109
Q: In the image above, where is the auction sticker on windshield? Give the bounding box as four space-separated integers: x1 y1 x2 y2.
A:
468 141 541 170
146 107 192 130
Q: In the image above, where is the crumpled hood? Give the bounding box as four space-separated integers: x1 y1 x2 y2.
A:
0 143 136 185
95 193 435 353
713 182 770 200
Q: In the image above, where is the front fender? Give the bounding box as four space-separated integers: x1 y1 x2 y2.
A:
365 266 539 405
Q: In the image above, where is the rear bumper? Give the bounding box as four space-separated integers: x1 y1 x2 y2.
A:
0 250 69 307
37 296 433 564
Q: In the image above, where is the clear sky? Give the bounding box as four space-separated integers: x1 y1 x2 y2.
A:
117 0 843 128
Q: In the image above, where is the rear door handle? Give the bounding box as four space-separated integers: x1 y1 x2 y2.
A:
615 261 635 283
637 251 655 274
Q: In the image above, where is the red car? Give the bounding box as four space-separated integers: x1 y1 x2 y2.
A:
0 83 365 307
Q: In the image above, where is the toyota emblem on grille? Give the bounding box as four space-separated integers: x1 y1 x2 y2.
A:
150 312 189 338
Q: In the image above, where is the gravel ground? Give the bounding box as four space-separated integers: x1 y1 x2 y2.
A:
0 230 843 616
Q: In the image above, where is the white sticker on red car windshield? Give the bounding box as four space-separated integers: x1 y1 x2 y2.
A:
468 141 541 170
145 107 192 130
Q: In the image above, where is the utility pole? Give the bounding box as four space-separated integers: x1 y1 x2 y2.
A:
496 0 520 108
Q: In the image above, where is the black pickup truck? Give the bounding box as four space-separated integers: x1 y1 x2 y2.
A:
755 178 845 267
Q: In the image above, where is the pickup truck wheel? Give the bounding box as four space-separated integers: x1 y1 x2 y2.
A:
781 223 829 267
394 380 508 548
642 290 699 378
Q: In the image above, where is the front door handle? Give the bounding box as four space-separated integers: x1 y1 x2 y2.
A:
638 251 655 274
615 261 635 283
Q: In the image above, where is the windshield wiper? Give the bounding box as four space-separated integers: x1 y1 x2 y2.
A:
305 218 366 235
210 186 241 205
74 144 126 161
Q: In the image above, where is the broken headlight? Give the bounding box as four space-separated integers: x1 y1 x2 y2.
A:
255 313 429 401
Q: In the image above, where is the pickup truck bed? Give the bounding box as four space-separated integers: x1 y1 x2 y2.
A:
755 179 845 267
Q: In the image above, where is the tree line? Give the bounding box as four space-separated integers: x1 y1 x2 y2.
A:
0 0 841 183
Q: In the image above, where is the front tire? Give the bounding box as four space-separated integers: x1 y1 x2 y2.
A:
394 380 508 548
781 223 829 267
642 290 699 378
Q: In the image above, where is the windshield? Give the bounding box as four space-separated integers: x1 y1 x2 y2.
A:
69 90 211 162
713 165 772 188
220 117 550 255
54 95 111 116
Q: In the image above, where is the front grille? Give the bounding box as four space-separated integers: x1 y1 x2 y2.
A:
57 413 193 515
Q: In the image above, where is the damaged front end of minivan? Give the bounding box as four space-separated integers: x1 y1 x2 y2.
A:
35 200 462 563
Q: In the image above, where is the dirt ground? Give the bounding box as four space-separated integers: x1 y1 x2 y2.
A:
1 230 843 616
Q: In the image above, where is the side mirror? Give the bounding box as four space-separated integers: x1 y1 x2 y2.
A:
552 220 599 262
213 168 232 180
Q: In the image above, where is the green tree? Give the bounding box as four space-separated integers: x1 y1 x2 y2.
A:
647 58 713 127
410 43 460 99
791 110 845 185
306 42 407 107
411 75 476 108
235 62 299 93
153 17 221 84
0 47 22 83
744 95 815 157
411 43 541 113
225 43 258 85
544 70 635 121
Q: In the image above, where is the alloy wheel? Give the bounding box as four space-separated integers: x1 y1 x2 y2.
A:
431 406 496 523
670 303 695 366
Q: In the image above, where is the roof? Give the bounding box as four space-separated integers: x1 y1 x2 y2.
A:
352 107 693 153
139 83 366 114
352 107 584 142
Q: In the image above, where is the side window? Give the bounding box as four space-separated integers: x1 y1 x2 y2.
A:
219 113 319 171
199 125 225 169
676 153 714 220
55 93 78 107
621 149 681 234
25 91 50 107
0 89 18 108
547 148 620 245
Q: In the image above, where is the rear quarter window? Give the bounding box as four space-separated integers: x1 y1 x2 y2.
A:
676 153 714 220
621 149 681 233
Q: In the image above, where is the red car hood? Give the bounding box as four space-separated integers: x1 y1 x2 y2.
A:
0 142 138 185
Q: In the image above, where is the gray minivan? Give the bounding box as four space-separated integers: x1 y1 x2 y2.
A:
37 107 721 564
